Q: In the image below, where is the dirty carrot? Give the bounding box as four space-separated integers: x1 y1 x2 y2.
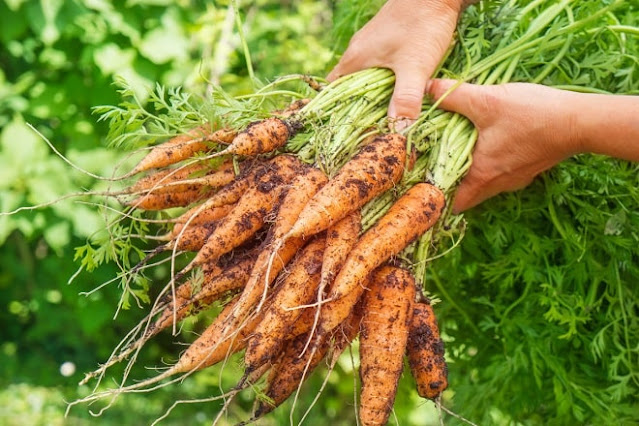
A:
244 235 325 372
129 126 236 175
210 117 296 158
407 301 448 400
284 133 407 240
359 265 415 426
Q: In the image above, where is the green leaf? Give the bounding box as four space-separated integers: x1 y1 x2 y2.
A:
43 221 70 253
0 117 48 166
138 27 188 64
93 43 136 75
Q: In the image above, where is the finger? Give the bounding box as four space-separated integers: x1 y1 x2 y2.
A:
327 48 369 82
452 178 483 213
326 63 345 83
425 79 481 119
388 68 429 121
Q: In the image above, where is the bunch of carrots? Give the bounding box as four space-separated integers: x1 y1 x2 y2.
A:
30 0 632 423
70 106 450 425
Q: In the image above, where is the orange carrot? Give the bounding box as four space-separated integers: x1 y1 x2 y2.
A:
212 117 295 158
272 167 328 240
217 166 327 341
99 294 267 394
129 126 236 175
407 301 448 400
219 235 305 340
172 205 231 230
124 188 213 210
359 265 415 426
180 155 304 274
330 182 445 301
244 235 325 372
313 183 444 342
252 308 361 420
307 211 361 346
168 200 235 235
79 255 250 387
136 166 238 198
169 296 264 373
252 331 330 419
312 263 367 349
129 162 210 193
151 253 255 334
164 221 219 252
285 133 407 240
286 305 317 340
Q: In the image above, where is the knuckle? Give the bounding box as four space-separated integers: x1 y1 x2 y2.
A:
391 91 424 117
473 87 503 113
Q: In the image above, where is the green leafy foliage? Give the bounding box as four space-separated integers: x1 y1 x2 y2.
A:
430 155 639 424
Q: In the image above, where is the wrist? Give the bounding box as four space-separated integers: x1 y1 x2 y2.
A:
558 91 588 156
571 93 639 162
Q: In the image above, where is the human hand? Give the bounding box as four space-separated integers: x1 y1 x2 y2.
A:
327 0 463 124
426 79 583 212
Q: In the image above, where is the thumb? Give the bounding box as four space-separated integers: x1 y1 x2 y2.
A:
452 178 482 213
426 79 483 120
327 59 350 83
388 68 429 121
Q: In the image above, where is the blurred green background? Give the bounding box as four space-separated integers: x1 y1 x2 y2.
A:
1 1 637 425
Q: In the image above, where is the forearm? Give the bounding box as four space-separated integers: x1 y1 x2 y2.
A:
571 93 639 162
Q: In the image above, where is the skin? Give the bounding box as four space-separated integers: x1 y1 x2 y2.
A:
328 0 463 123
328 0 639 212
426 80 639 212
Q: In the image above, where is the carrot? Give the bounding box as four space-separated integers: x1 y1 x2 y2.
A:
284 133 407 241
179 155 299 216
164 221 220 252
252 331 330 420
124 187 213 211
330 182 445 301
126 220 222 279
166 296 263 372
169 204 234 233
218 166 327 341
129 126 236 176
211 117 295 159
313 264 367 349
312 184 443 340
306 211 361 349
151 254 254 334
251 308 361 421
219 235 305 340
244 235 325 372
179 154 303 275
407 301 448 400
286 305 317 340
83 253 255 384
128 160 224 192
132 164 238 198
105 294 267 393
359 265 415 426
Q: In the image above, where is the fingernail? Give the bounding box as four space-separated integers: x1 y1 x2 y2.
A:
391 117 414 132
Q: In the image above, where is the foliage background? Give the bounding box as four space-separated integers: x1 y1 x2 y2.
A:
1 0 637 425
